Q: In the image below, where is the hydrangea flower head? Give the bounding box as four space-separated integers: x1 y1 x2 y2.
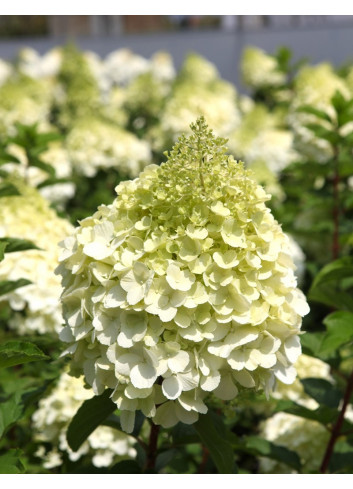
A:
241 47 286 90
57 117 309 432
0 174 74 334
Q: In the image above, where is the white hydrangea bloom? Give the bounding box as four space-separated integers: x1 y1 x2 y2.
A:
228 105 298 175
260 412 329 473
84 51 112 97
288 63 351 162
0 76 53 136
4 141 75 208
160 82 240 147
0 58 13 86
57 118 309 433
17 47 63 79
104 49 150 87
66 118 151 178
271 354 331 409
32 372 137 468
150 52 176 82
0 177 74 334
241 47 286 90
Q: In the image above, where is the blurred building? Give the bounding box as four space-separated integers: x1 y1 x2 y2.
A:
1 15 353 38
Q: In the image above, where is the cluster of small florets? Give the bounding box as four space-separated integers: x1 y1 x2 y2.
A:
0 176 74 334
57 117 309 432
240 47 286 90
66 117 152 178
32 371 137 469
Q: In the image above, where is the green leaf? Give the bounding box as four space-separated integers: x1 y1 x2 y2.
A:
0 393 24 438
0 241 7 262
309 283 353 312
0 278 31 297
0 150 20 166
305 123 338 144
0 238 40 254
243 436 301 472
300 378 342 408
319 311 353 354
297 105 332 123
331 90 347 112
274 400 339 426
67 389 117 452
0 340 49 368
27 156 56 177
155 449 179 472
194 411 236 474
300 331 326 357
0 449 25 474
329 440 353 473
0 182 20 198
35 131 62 146
36 177 70 189
311 257 353 288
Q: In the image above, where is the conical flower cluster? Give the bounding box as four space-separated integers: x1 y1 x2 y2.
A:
57 117 309 432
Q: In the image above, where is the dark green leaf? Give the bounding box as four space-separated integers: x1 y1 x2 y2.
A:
109 460 142 474
0 393 23 438
171 422 199 445
0 238 40 254
309 283 353 312
243 436 301 472
331 90 347 112
194 411 236 474
131 410 145 438
319 311 353 354
305 123 338 144
36 177 70 189
0 150 20 166
0 182 20 198
329 440 353 473
300 378 342 408
28 156 56 177
155 449 179 472
0 278 31 297
0 449 25 474
67 389 116 452
0 340 49 368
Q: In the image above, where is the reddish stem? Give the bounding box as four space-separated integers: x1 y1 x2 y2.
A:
198 445 210 473
145 422 160 471
320 370 353 473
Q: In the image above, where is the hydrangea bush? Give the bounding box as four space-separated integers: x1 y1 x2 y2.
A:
56 117 309 433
